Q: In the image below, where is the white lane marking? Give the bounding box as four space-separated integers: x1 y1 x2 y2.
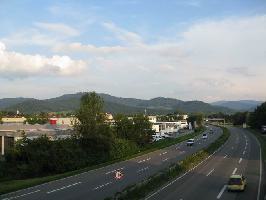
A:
243 150 246 155
231 147 234 149
93 181 113 190
223 155 227 159
2 190 41 200
238 158 242 164
159 151 168 156
217 185 227 199
138 157 151 163
145 140 226 200
232 168 237 175
137 166 149 173
47 182 82 194
162 158 169 162
206 169 215 176
257 142 262 200
105 167 124 175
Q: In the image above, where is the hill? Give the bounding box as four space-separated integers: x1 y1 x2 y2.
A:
211 100 263 111
1 93 234 114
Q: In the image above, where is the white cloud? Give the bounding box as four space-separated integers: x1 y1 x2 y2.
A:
0 42 86 78
102 22 143 45
34 22 80 37
1 15 266 101
51 16 266 101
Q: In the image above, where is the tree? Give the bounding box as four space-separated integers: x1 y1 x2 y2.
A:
187 113 203 128
75 92 106 138
248 102 266 129
232 112 247 125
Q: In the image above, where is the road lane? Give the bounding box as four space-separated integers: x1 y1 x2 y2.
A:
146 127 262 200
0 127 222 200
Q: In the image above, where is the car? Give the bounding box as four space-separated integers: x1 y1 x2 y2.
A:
227 175 246 191
202 133 207 139
261 125 266 134
152 135 163 142
209 128 214 134
187 138 195 146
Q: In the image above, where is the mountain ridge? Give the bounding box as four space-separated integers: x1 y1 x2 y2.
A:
0 93 238 114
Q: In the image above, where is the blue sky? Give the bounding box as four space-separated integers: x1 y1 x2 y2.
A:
0 0 266 102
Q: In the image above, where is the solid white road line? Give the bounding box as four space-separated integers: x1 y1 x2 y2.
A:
217 185 227 199
145 143 225 200
105 167 124 175
232 168 237 175
47 182 82 194
206 169 215 176
238 158 242 164
2 190 41 200
257 144 262 200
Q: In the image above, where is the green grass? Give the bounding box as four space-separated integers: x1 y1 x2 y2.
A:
0 128 204 195
106 127 229 200
249 129 266 162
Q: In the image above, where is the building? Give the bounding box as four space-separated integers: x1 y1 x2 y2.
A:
148 116 157 123
0 131 16 155
1 117 27 124
49 117 76 126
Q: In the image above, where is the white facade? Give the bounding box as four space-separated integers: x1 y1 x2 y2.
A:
148 116 157 123
1 117 26 124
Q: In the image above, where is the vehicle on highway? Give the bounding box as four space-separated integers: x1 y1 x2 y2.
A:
209 128 214 134
152 134 163 142
261 125 266 134
227 175 246 191
202 133 207 139
186 138 195 146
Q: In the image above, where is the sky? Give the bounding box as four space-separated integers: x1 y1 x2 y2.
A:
0 0 266 102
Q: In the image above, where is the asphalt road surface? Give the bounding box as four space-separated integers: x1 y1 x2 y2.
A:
1 127 222 200
146 127 263 200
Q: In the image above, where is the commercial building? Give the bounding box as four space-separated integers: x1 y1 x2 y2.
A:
1 117 27 124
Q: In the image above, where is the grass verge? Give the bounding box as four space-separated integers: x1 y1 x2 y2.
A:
0 128 205 195
105 127 229 200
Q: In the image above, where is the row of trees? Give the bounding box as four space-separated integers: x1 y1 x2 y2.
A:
208 102 266 128
0 92 153 179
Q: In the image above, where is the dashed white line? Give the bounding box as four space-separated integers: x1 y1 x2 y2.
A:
137 166 149 173
159 151 168 156
206 169 215 176
138 157 151 163
93 181 113 190
238 158 242 164
105 167 124 175
243 150 246 155
232 168 237 175
47 182 82 194
162 158 169 162
2 190 41 200
217 185 227 199
223 155 227 159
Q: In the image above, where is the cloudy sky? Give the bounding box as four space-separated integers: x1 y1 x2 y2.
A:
0 0 266 102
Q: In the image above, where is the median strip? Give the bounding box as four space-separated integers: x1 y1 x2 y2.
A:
105 127 230 200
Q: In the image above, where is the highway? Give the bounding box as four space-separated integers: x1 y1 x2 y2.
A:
146 127 262 200
1 127 222 200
